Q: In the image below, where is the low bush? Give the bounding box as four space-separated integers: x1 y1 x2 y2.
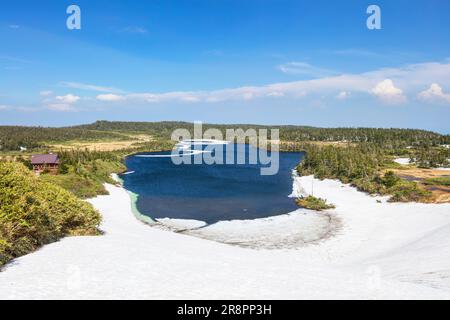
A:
0 162 101 266
352 177 385 195
422 177 450 187
40 159 125 199
388 181 432 202
296 196 336 211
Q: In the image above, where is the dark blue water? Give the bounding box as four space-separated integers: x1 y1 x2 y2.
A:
121 144 304 224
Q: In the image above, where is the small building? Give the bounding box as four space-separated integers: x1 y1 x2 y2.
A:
31 154 60 175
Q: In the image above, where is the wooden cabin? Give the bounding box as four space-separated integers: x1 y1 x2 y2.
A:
31 154 60 175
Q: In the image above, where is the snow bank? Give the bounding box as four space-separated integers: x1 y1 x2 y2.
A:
1 176 450 299
134 139 228 158
394 158 450 170
152 170 337 249
185 210 337 249
155 218 207 231
394 158 412 165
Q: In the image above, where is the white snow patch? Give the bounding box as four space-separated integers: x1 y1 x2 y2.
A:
156 218 207 231
185 210 337 249
394 158 450 170
135 139 227 158
394 158 412 165
135 149 212 158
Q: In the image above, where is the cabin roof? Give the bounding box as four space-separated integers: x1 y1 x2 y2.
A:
31 154 60 165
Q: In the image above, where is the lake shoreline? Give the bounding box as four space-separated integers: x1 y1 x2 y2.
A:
112 173 156 226
116 155 339 249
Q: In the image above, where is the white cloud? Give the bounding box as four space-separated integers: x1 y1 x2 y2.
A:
60 82 124 93
278 62 336 78
66 60 450 108
267 91 285 97
127 92 202 103
336 91 350 100
8 25 20 29
46 103 76 112
0 105 41 112
56 94 80 104
40 90 53 97
418 83 450 104
96 94 126 102
370 79 407 105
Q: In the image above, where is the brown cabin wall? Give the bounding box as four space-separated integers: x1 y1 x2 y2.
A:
33 164 59 175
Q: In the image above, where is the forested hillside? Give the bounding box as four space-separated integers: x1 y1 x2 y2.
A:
0 126 128 152
297 143 436 202
1 121 448 152
76 121 449 149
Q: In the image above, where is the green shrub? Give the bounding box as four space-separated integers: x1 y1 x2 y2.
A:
58 163 69 174
422 177 450 187
382 171 401 188
388 181 432 202
296 196 336 211
352 177 385 195
40 159 125 199
40 174 108 199
0 162 101 266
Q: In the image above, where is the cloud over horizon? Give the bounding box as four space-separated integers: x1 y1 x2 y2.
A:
88 60 450 107
7 60 449 114
278 62 337 78
370 79 406 105
60 82 125 94
56 94 80 104
418 83 450 104
97 94 126 102
46 103 76 112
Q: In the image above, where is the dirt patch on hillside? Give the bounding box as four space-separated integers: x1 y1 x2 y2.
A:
50 134 154 152
389 168 450 203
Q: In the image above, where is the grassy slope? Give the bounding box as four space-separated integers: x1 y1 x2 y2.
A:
0 162 101 266
40 160 126 199
423 177 450 187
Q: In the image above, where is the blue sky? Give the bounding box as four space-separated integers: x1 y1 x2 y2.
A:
0 0 450 133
